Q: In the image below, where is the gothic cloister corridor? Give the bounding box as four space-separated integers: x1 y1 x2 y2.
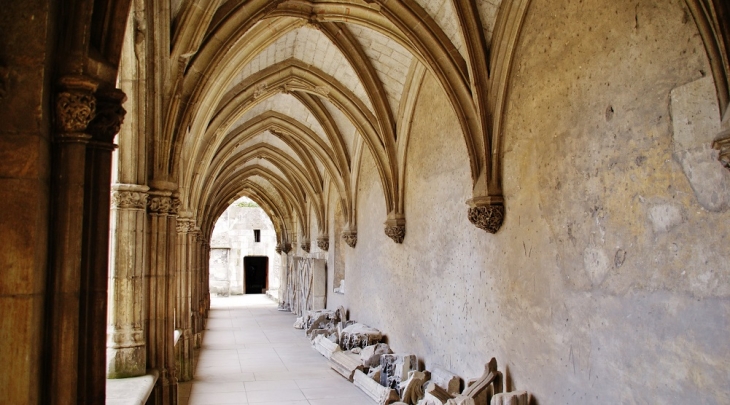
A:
1 0 730 404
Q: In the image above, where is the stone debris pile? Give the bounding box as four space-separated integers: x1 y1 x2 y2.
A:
293 306 531 405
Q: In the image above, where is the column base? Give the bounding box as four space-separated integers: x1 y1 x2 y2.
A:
107 346 146 379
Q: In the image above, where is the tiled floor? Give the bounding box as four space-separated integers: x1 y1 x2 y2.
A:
179 295 374 405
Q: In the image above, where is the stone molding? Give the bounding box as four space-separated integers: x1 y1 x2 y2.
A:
316 237 329 251
301 241 311 253
342 231 357 248
468 204 505 234
713 129 730 169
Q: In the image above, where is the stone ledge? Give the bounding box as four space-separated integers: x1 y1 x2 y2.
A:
105 370 158 405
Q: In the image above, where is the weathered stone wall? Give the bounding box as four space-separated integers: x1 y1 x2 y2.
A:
341 0 730 403
0 1 54 403
209 199 279 295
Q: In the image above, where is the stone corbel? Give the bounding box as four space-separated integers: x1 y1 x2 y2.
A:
384 214 405 244
88 88 127 146
712 128 730 169
341 230 357 248
467 196 505 234
301 240 311 253
282 242 292 254
316 237 329 251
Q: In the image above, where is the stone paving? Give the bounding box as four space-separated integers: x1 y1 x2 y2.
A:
179 295 373 405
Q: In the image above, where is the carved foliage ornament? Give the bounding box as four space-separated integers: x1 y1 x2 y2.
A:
56 90 96 133
301 242 311 253
468 204 505 234
316 238 329 251
342 231 357 248
176 220 194 234
112 191 148 209
384 225 405 244
149 196 181 215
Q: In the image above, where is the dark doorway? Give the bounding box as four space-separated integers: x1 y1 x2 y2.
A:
244 256 268 294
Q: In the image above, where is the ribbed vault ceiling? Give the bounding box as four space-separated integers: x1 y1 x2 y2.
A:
155 0 510 245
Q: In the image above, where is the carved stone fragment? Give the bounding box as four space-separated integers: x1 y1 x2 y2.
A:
467 205 505 234
342 230 357 247
360 343 392 368
431 367 461 396
399 370 428 404
329 350 364 381
491 391 529 405
340 323 383 350
354 369 400 405
461 358 502 403
420 382 454 404
312 334 341 359
316 237 329 251
381 354 417 390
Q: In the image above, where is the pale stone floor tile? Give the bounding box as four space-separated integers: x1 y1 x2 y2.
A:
186 295 375 405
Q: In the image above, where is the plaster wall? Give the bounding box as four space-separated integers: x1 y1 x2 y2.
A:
342 0 730 403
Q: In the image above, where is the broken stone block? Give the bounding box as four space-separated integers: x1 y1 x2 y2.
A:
445 395 475 405
381 354 417 390
490 391 528 405
399 370 428 404
360 343 393 367
340 323 383 350
329 350 364 381
420 382 454 404
462 358 502 404
354 369 400 405
431 366 461 396
312 334 341 359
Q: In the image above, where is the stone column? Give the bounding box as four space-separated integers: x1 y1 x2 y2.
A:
77 88 126 405
147 187 179 405
46 76 97 405
190 230 202 348
175 218 194 381
107 184 149 378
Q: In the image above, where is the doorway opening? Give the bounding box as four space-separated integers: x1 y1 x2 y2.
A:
244 256 268 294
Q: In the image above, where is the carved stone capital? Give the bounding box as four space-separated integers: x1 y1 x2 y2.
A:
56 90 96 134
713 129 730 169
275 244 283 254
148 196 181 216
384 215 406 244
316 237 329 251
301 241 311 253
88 88 127 144
467 197 505 234
112 190 149 209
342 231 357 248
176 219 194 234
282 242 292 254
